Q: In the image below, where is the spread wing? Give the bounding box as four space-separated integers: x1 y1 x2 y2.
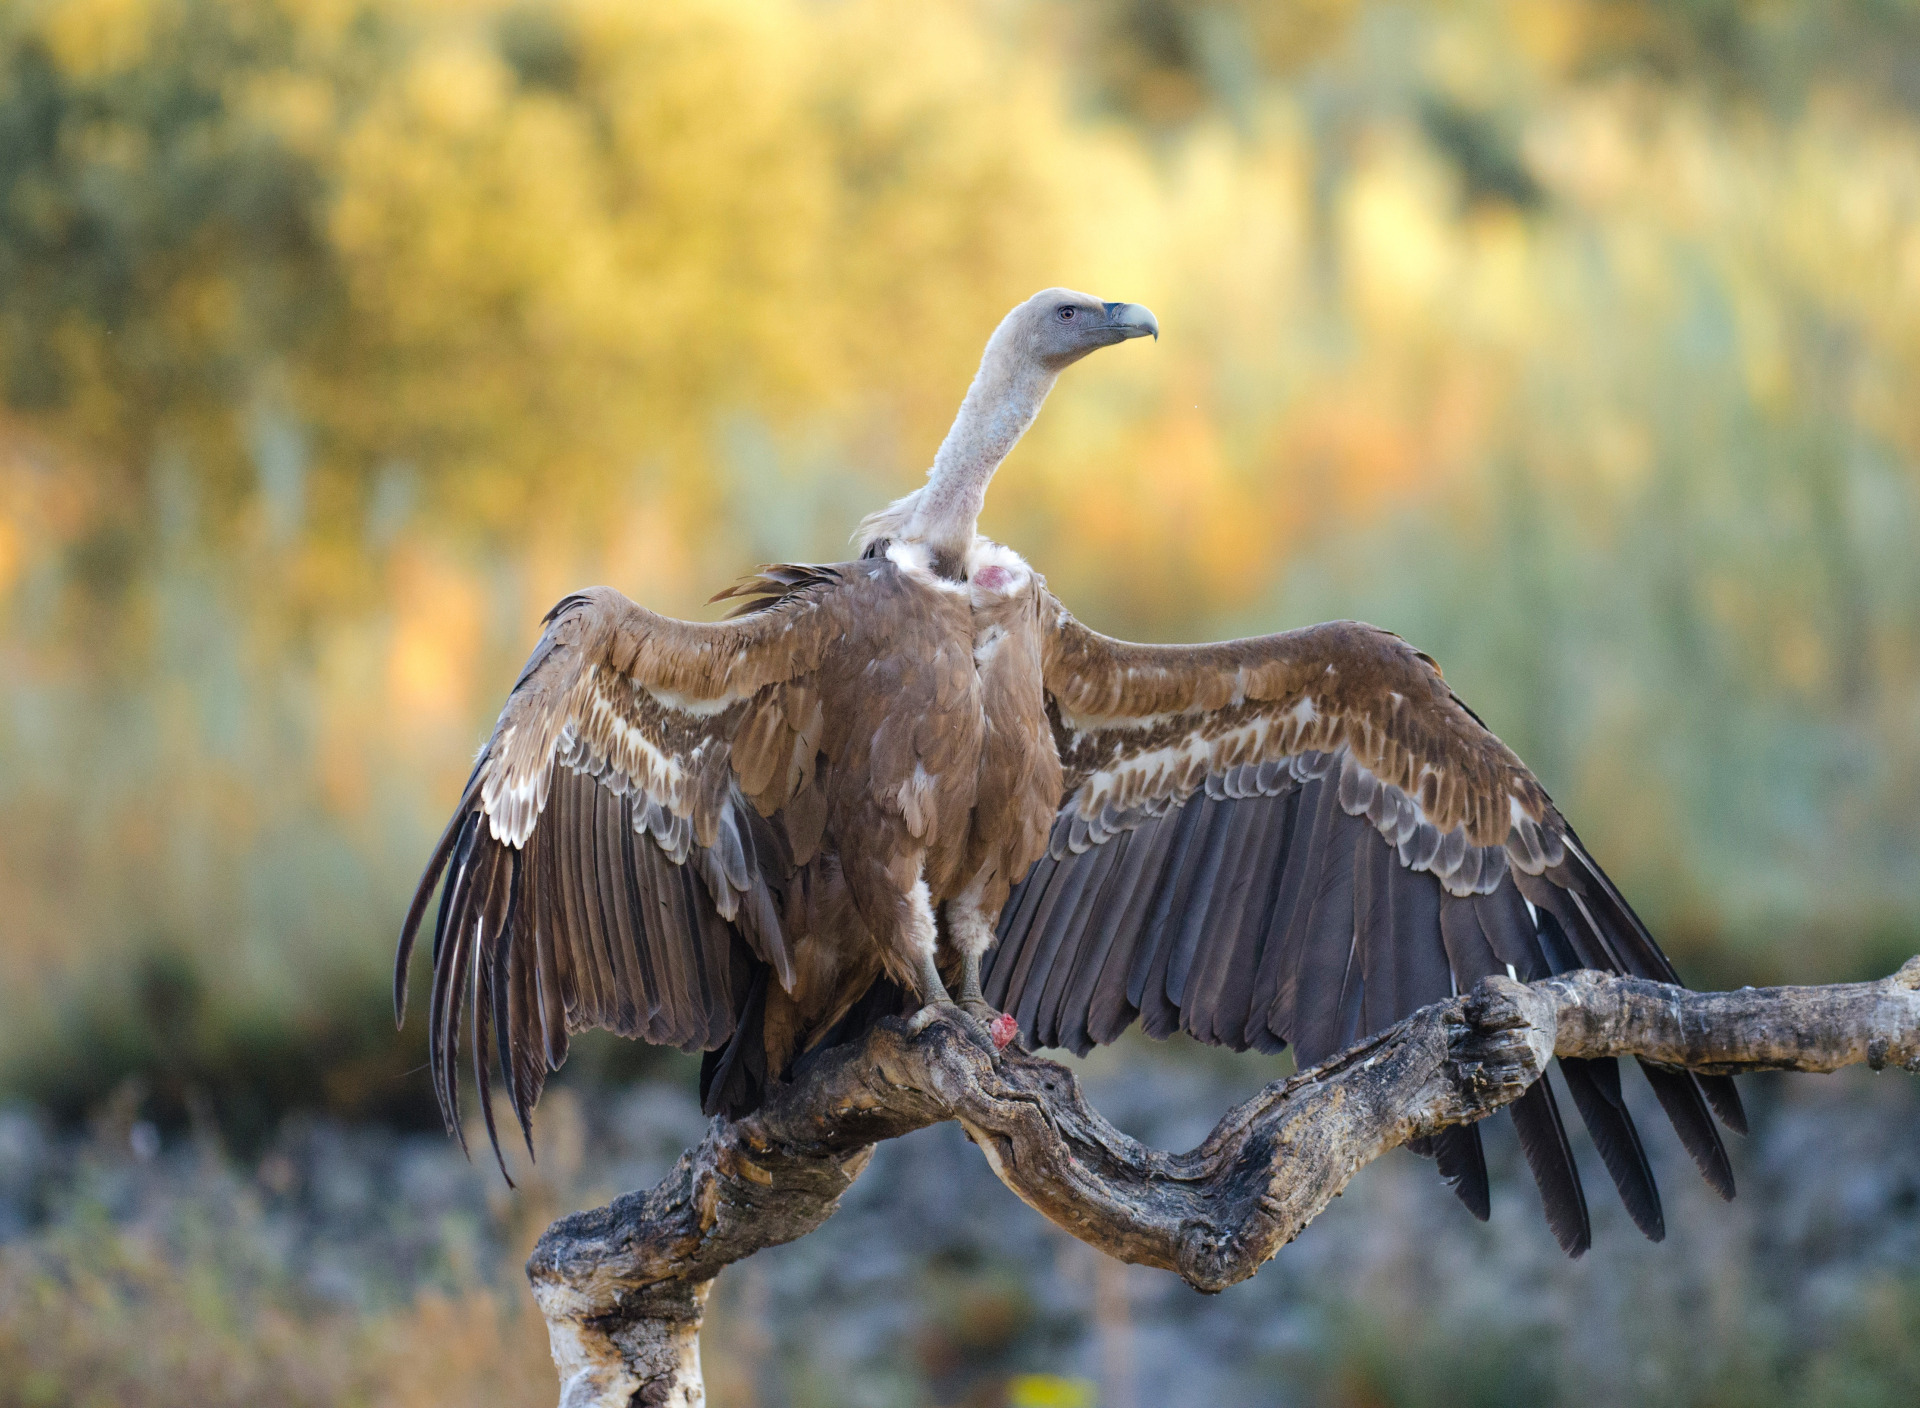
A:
395 569 850 1171
984 600 1746 1256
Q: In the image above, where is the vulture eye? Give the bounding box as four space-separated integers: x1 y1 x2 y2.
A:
1055 306 1077 321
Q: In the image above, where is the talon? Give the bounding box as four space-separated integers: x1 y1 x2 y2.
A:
989 1012 1019 1050
906 1006 939 1036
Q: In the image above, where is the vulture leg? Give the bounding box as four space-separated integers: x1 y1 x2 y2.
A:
893 885 1004 1049
944 896 1005 1024
882 876 957 1010
911 948 956 1008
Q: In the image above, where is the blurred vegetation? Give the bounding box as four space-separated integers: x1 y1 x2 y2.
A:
0 1200 560 1408
0 0 1917 1145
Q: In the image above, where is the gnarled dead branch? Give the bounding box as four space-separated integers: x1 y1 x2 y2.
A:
526 960 1920 1408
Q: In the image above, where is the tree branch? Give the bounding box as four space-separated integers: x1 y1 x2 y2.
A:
525 960 1920 1407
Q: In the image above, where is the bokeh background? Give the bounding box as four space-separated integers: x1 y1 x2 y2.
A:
3 0 1919 1404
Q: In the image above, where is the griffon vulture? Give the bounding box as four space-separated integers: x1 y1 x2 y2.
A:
397 288 1742 1255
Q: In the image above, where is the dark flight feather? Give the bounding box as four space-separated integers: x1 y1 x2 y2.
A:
991 706 1740 1255
1559 1055 1664 1240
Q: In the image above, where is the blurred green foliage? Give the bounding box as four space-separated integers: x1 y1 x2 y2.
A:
0 0 1916 1145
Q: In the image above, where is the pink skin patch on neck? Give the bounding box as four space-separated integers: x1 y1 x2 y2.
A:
972 565 1013 592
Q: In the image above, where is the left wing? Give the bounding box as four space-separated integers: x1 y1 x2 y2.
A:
395 571 853 1170
983 599 1744 1256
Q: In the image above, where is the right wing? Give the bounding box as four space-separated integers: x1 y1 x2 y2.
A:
986 600 1742 1256
395 569 850 1168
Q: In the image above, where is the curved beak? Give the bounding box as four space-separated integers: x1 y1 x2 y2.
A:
1102 301 1159 341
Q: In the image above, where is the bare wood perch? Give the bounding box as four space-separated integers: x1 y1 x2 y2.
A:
526 960 1920 1408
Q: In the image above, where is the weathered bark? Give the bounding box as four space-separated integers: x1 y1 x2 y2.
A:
526 960 1920 1407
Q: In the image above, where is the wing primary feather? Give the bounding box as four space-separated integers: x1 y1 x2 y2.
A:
554 769 613 1028
1185 791 1289 1048
497 850 542 1156
455 840 510 1144
429 810 482 975
1127 796 1217 1013
1696 1074 1748 1135
1431 1124 1490 1221
1554 847 1749 1137
1085 803 1188 1045
987 853 1059 1009
1509 1074 1591 1256
1123 797 1206 1009
1638 1061 1737 1201
436 840 501 1153
1286 803 1364 1065
397 794 479 1025
1242 783 1314 1050
1528 899 1584 976
1199 795 1294 1036
623 804 683 1046
471 849 515 1185
1439 891 1592 1254
490 849 529 1144
1050 830 1144 1055
1011 851 1106 1043
1166 791 1256 1009
1470 882 1552 980
529 821 570 1069
591 785 643 1032
1137 797 1228 1039
652 835 701 1046
1521 854 1747 1179
1354 838 1448 1039
1553 850 1669 980
1032 837 1126 1049
1006 849 1098 1030
1513 871 1611 972
1558 1056 1664 1241
1259 776 1348 1057
678 861 734 1052
427 822 486 1144
423 811 480 1028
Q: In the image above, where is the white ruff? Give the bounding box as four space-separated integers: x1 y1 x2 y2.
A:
884 539 969 592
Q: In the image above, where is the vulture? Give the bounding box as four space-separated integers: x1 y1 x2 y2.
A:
397 287 1743 1255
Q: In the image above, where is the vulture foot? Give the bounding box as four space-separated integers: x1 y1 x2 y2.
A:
1440 977 1555 1112
953 973 1019 1049
905 1000 1004 1053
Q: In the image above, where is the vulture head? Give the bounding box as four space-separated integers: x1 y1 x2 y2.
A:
1009 286 1160 371
863 287 1158 573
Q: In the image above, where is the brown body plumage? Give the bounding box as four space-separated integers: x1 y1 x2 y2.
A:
398 288 1742 1256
